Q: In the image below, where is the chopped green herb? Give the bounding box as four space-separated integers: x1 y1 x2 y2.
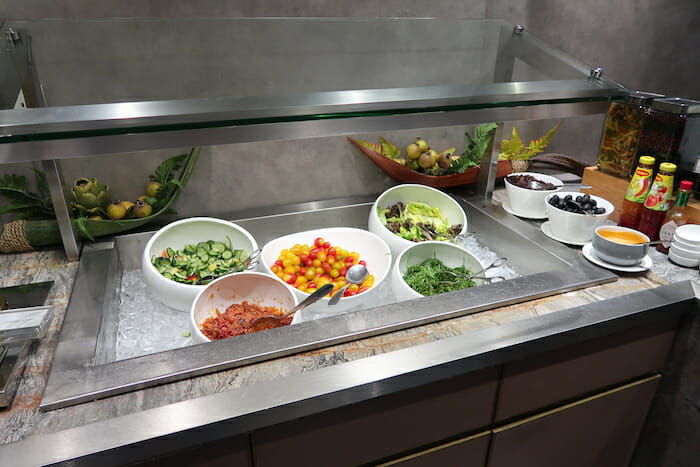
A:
182 331 191 337
403 258 476 296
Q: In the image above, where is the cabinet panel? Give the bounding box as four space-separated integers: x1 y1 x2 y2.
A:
377 431 490 467
496 320 676 421
135 434 251 467
252 367 499 467
488 375 660 467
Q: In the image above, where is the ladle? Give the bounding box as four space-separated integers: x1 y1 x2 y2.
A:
247 283 334 332
525 179 592 190
328 264 369 306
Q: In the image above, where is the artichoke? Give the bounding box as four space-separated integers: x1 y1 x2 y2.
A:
71 178 111 215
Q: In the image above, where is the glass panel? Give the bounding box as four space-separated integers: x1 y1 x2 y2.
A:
0 18 626 154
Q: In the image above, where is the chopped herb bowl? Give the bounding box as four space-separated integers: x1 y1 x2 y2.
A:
391 241 485 302
368 184 468 258
141 217 259 311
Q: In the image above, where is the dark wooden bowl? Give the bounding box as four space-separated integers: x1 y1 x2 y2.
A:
349 137 512 188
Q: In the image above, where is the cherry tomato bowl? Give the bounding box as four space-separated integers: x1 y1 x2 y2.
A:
260 227 392 316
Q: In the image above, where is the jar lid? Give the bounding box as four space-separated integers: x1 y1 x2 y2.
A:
625 91 665 106
639 156 655 165
659 162 677 172
679 180 694 190
650 97 700 115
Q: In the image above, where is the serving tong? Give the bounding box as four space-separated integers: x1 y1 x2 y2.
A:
437 257 508 285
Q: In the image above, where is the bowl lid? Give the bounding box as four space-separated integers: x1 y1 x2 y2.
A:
675 224 700 243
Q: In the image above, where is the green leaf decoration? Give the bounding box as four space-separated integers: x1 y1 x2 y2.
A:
0 172 55 218
74 216 96 241
499 124 560 161
379 137 402 159
443 123 498 175
354 139 383 154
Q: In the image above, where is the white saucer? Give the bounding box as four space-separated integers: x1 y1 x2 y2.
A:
502 199 548 220
581 243 652 273
540 221 588 246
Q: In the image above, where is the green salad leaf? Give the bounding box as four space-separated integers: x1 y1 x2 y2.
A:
377 201 462 242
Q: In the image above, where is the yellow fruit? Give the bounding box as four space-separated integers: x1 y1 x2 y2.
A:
119 200 135 212
132 199 153 218
418 149 438 169
415 137 428 152
146 181 162 197
106 201 128 220
88 215 103 220
405 143 422 160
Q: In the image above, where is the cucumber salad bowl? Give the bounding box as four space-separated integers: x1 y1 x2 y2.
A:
141 217 259 311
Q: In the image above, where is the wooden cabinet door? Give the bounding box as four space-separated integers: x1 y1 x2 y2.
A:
376 431 490 467
496 320 676 421
488 375 660 467
252 367 499 467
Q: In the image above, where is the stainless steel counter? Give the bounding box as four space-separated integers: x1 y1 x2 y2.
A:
0 194 697 466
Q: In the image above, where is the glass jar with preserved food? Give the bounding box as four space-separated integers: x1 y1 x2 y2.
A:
596 91 664 177
632 97 696 174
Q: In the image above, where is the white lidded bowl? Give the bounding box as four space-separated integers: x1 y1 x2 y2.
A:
189 272 298 344
674 224 700 246
260 227 392 315
505 172 563 218
368 184 468 258
391 241 485 302
668 248 700 268
545 192 615 244
142 217 258 311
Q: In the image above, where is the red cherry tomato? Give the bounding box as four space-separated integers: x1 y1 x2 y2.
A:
323 241 331 249
328 247 336 257
343 289 357 297
274 259 283 267
359 260 367 266
314 237 325 248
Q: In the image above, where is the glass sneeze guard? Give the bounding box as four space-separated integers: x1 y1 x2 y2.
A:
0 18 626 161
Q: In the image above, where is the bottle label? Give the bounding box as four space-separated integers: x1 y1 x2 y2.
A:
643 172 674 211
624 167 652 202
659 220 678 248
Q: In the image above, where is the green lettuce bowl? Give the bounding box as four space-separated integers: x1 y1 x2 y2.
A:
368 184 468 258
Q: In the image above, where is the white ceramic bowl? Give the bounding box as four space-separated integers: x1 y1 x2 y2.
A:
189 272 298 343
391 241 485 302
142 217 259 311
591 226 649 266
669 242 700 258
670 234 700 252
668 248 700 268
674 224 700 246
368 184 468 258
260 227 392 314
505 172 563 218
545 192 614 244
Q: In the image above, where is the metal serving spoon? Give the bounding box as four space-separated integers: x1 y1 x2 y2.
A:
247 283 334 333
328 264 369 307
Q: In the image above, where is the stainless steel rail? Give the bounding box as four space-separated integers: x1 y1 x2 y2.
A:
3 280 696 466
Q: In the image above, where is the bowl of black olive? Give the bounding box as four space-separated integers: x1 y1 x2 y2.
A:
545 192 615 244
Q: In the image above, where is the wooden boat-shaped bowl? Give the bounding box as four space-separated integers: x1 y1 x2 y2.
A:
349 137 512 188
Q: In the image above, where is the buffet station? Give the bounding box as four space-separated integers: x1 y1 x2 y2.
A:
0 17 698 467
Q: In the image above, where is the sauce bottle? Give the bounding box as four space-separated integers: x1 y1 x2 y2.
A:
618 156 656 229
637 162 677 241
657 180 694 253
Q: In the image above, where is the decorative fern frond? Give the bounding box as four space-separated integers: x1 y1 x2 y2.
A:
499 124 560 161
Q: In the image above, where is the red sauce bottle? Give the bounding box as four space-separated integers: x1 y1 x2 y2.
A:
637 162 677 241
618 156 656 229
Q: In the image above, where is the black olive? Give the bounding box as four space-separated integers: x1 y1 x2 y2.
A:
564 194 573 202
589 199 597 207
576 195 583 203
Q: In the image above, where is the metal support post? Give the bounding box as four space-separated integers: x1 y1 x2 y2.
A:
41 159 81 261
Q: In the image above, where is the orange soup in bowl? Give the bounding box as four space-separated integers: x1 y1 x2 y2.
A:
597 229 647 245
